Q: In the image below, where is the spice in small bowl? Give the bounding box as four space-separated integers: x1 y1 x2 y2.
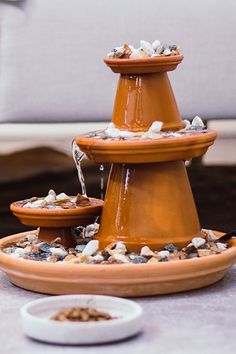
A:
51 307 116 322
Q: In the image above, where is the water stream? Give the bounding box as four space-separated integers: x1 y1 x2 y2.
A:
99 164 104 200
72 139 87 197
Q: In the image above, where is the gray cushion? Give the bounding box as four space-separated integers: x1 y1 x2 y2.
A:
0 0 236 122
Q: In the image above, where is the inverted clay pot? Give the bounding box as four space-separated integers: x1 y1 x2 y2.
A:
10 198 103 248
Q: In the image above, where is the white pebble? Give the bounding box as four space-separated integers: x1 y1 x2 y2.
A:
140 246 155 257
14 248 26 256
104 128 120 138
192 237 206 248
216 242 227 252
192 116 205 128
112 254 130 263
130 48 142 59
179 120 191 132
48 189 57 197
163 48 172 56
82 240 99 256
140 40 155 56
114 242 127 253
25 234 37 243
148 121 163 133
49 247 68 257
158 250 170 259
203 229 218 242
56 193 70 202
118 130 136 138
152 39 161 51
31 199 46 208
85 223 99 238
93 254 104 263
44 194 56 204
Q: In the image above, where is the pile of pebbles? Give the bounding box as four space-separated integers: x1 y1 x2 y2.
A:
2 227 228 264
85 116 206 141
16 190 90 210
107 39 180 59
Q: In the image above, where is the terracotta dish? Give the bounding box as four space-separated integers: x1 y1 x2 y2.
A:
0 231 235 296
10 198 103 247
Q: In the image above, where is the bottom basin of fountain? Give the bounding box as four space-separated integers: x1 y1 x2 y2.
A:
0 230 235 297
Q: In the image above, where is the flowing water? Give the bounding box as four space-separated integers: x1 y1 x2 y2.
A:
72 140 87 197
99 164 104 200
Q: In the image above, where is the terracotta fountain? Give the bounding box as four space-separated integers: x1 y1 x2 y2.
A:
0 54 235 296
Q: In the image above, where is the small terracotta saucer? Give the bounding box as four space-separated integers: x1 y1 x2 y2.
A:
104 55 184 74
10 198 103 247
0 231 235 296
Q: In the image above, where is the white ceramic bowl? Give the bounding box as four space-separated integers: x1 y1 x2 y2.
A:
20 294 143 344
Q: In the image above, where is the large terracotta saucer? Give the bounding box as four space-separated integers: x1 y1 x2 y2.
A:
0 231 235 296
10 198 103 247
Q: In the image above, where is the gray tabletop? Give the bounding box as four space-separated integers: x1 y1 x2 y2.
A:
1 267 236 354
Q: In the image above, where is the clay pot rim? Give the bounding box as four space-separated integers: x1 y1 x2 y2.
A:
104 55 184 74
76 130 217 149
10 198 103 217
104 54 184 66
0 231 235 275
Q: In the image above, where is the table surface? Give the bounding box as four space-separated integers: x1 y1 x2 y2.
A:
0 267 236 354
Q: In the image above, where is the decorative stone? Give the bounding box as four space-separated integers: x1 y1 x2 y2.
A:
158 250 170 259
192 116 205 129
93 254 104 263
131 256 148 264
38 242 52 253
82 240 99 256
187 253 198 259
152 39 161 51
164 244 179 253
49 247 68 257
63 255 77 262
140 40 155 56
14 248 26 256
110 254 130 263
203 229 218 242
192 237 206 248
216 242 227 252
148 121 163 133
140 246 155 257
197 249 212 257
25 234 37 243
75 244 86 253
56 193 70 202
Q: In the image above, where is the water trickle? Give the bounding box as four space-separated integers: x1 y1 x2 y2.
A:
72 139 87 197
99 164 104 200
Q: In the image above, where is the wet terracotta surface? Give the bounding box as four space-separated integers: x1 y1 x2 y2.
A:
96 161 201 251
10 198 103 247
0 231 235 296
